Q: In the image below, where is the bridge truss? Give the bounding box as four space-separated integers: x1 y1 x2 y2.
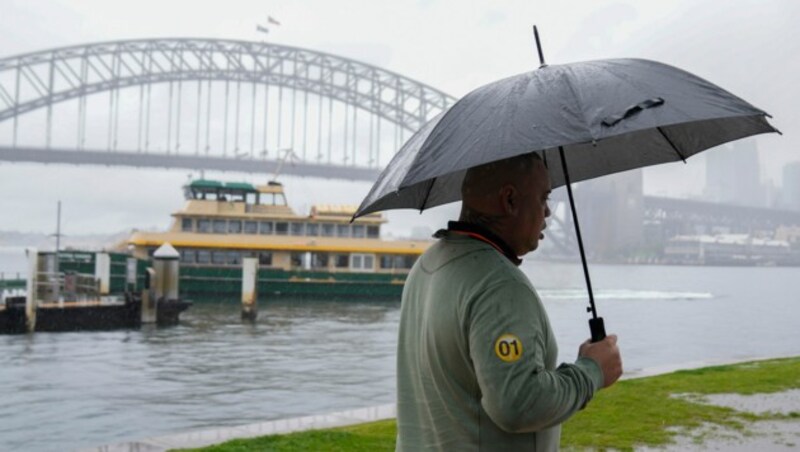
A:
0 38 456 180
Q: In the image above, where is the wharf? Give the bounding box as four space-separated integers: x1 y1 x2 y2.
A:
0 294 190 334
1 248 191 334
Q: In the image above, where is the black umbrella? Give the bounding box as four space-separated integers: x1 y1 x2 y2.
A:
354 27 780 341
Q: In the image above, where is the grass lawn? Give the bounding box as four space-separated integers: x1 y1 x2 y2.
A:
176 357 800 451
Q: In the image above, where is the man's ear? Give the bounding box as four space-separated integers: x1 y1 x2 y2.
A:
499 185 518 216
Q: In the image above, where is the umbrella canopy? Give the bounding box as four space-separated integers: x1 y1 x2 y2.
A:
354 58 778 218
354 51 780 342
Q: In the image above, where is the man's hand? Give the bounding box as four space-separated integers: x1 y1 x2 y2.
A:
578 334 622 388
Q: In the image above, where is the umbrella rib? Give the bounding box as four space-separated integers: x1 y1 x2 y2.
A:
419 178 436 212
657 126 687 163
558 68 594 136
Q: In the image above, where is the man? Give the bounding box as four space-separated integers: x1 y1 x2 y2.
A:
396 152 623 451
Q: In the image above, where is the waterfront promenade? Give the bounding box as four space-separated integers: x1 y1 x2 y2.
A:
88 355 800 452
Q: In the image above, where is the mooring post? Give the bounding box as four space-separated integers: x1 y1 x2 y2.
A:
152 243 180 324
94 252 111 297
141 267 157 324
241 257 259 321
25 248 38 333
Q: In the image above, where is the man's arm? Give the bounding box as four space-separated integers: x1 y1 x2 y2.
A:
468 281 608 433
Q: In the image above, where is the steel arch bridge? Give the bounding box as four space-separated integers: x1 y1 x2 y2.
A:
0 38 456 180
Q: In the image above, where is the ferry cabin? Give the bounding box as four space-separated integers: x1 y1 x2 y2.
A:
128 180 427 276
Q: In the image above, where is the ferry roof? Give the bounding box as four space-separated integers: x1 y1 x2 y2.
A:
188 179 257 193
130 231 429 255
189 179 224 190
224 182 257 192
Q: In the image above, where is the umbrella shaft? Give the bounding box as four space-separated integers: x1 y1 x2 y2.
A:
557 147 599 319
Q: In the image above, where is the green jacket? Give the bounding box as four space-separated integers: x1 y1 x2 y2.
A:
397 233 603 451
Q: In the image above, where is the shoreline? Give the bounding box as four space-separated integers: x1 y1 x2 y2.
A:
85 354 800 452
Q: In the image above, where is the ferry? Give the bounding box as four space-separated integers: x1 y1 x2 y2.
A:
128 179 430 300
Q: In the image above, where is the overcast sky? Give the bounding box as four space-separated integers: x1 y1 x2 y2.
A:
0 0 797 236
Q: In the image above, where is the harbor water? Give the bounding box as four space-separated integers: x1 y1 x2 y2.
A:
1 246 799 451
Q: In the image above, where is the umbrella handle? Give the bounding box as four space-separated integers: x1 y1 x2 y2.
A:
590 317 606 343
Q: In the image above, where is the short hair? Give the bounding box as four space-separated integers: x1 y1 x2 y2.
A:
461 152 543 198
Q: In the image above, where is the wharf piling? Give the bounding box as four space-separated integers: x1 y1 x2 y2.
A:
25 248 37 332
153 244 180 300
241 257 258 321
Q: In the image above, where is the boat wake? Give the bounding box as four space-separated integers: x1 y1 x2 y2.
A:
539 288 713 302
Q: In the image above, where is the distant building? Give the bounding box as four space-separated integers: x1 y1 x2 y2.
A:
575 169 643 258
775 225 800 245
704 139 767 208
664 234 798 266
782 161 800 211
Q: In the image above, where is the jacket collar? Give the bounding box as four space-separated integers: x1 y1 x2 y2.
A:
434 221 522 266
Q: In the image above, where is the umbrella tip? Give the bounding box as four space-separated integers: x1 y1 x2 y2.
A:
532 25 547 68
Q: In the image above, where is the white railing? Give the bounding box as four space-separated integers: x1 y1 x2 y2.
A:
35 271 100 304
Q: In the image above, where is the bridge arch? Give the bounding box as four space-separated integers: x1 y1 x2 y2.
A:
0 38 455 130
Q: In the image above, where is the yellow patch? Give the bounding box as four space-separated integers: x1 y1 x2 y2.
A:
494 334 523 362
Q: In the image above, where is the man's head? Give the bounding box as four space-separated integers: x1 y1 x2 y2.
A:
460 152 551 256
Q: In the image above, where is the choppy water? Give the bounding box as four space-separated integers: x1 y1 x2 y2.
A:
1 246 799 451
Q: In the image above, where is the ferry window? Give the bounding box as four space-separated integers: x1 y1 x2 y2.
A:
291 222 305 236
367 226 379 238
380 255 414 269
352 224 366 238
197 219 211 233
259 252 272 266
335 254 349 268
211 251 226 265
227 251 241 265
322 223 335 237
350 253 374 271
181 249 196 264
213 219 226 233
197 250 211 264
312 252 328 268
181 218 193 232
291 252 303 268
275 222 289 235
244 221 258 234
306 223 319 236
399 255 416 269
336 224 350 237
259 221 273 234
228 220 242 234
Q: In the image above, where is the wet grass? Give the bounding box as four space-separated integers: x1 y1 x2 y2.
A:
561 356 800 449
175 419 395 452
176 356 800 451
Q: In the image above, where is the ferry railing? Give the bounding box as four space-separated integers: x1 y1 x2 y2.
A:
0 272 23 281
35 271 107 305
